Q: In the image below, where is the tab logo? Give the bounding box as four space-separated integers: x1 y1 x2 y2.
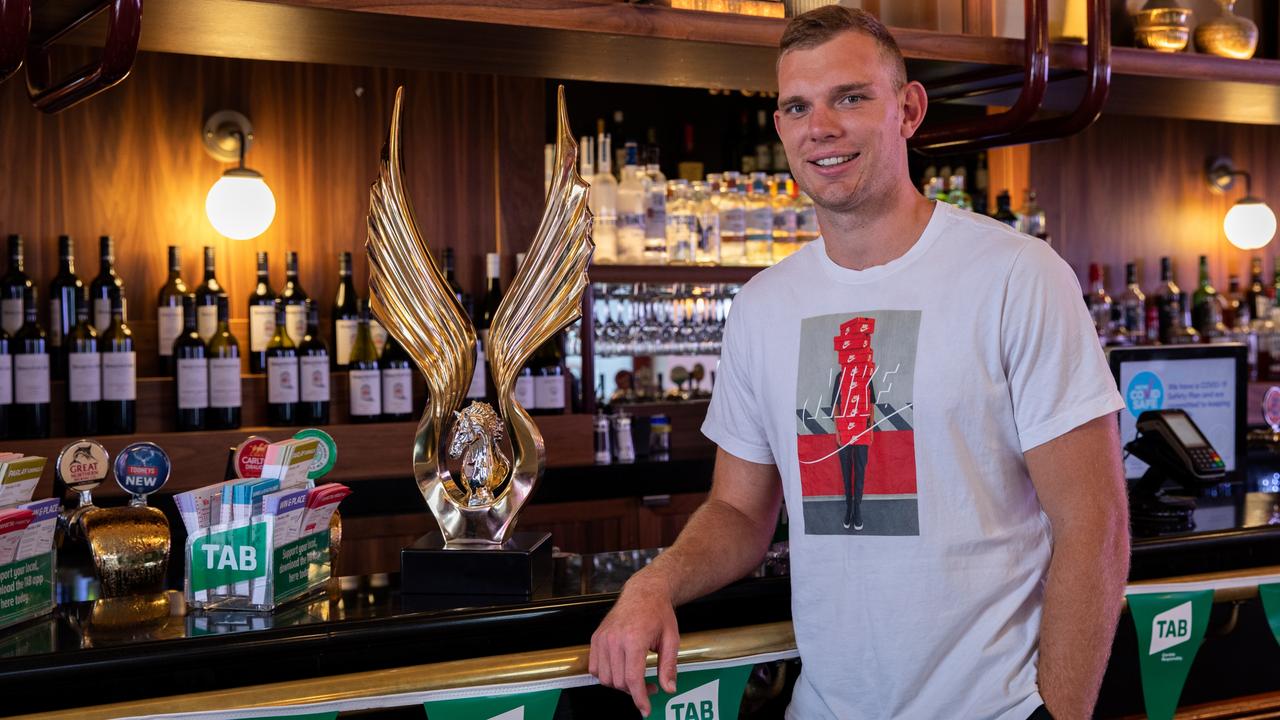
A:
1150 601 1193 655
488 708 523 720
200 543 258 572
666 679 719 720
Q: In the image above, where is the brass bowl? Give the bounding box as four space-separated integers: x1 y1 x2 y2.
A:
1133 8 1193 52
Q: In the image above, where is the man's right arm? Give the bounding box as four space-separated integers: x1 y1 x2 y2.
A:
589 448 783 716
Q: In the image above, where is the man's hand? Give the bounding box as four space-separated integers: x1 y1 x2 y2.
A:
590 573 680 717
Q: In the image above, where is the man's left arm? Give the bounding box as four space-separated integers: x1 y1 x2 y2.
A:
1025 414 1130 720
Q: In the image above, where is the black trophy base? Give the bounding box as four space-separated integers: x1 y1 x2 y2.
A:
401 531 553 598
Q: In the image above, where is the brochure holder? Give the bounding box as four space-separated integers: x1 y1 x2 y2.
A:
0 550 56 631
184 518 333 612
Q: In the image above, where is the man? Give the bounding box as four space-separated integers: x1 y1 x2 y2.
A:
589 7 1130 720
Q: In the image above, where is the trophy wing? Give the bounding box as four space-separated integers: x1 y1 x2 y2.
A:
487 85 594 407
366 86 477 432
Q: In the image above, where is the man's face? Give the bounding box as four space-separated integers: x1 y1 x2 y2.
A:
774 32 912 214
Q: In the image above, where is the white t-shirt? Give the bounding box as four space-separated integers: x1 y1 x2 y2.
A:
702 202 1124 720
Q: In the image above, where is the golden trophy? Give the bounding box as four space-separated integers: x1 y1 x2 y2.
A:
367 85 591 596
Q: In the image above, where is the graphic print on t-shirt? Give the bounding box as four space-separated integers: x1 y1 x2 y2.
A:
795 310 920 535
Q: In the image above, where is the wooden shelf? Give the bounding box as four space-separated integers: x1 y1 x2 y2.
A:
20 413 594 501
34 0 1280 125
590 263 762 284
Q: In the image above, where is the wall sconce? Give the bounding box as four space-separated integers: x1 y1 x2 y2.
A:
203 110 276 241
1206 155 1276 251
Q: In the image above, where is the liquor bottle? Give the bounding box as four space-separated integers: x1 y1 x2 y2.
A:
156 245 188 377
1191 255 1227 339
665 179 695 264
12 291 49 439
1247 257 1269 325
247 251 276 375
1 234 31 337
89 235 123 333
744 172 774 265
1225 275 1246 328
992 190 1018 228
173 296 208 432
1152 257 1181 345
266 301 299 426
332 251 359 368
1015 191 1049 244
48 235 84 380
530 334 567 416
0 328 9 440
348 300 382 423
1085 263 1113 341
719 171 747 265
692 180 720 265
298 300 331 425
208 295 241 430
280 251 310 346
442 248 470 316
1118 262 1147 344
476 252 502 400
380 334 413 422
99 297 137 435
65 304 100 437
1171 292 1202 345
795 187 819 247
771 174 799 261
194 245 225 342
591 132 619 263
643 149 668 262
616 142 647 263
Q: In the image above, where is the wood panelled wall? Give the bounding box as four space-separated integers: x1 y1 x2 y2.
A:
1031 114 1280 293
0 52 544 376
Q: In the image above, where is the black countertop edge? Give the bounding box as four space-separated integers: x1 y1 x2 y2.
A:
1129 525 1280 580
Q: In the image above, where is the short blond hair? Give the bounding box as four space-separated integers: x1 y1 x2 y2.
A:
779 6 907 90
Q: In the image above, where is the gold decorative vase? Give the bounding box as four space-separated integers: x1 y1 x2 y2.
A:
1195 0 1258 59
1132 6 1194 52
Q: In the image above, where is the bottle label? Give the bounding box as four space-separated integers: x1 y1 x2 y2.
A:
14 354 50 404
249 305 276 353
158 305 183 357
209 357 241 409
335 319 358 366
349 369 382 417
48 299 62 347
534 374 566 410
466 344 486 399
618 211 646 232
1 299 22 336
773 208 797 234
797 208 819 235
645 192 667 239
369 320 389 357
381 367 413 415
197 304 218 342
94 298 111 333
515 375 535 409
720 207 746 234
0 353 10 405
300 355 330 402
285 305 307 345
268 356 300 404
177 358 210 409
746 208 773 238
102 351 137 401
68 352 101 402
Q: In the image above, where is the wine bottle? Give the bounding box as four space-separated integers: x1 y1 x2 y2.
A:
280 251 309 346
299 300 331 425
0 328 10 440
207 295 241 430
380 335 413 421
48 235 83 381
247 251 276 375
1 234 31 337
348 300 382 423
174 295 208 432
195 245 225 342
477 252 501 402
443 248 469 315
156 245 189 378
12 290 50 439
65 303 100 437
332 251 359 369
99 297 137 435
266 301 299 426
1152 257 1180 345
89 235 123 333
530 334 567 416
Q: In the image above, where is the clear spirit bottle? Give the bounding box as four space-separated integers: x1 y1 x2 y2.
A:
591 132 619 264
643 150 668 263
692 181 720 265
665 179 696 265
719 172 747 266
616 142 646 263
771 174 799 261
744 172 774 265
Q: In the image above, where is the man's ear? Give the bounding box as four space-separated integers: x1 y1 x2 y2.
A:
900 81 929 139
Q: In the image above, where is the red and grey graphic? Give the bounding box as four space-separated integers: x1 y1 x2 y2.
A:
795 310 920 536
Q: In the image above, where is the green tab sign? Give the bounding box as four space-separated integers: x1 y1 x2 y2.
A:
273 531 329 604
189 521 270 593
1261 583 1280 647
1128 590 1213 720
0 553 53 629
646 665 752 720
424 687 560 720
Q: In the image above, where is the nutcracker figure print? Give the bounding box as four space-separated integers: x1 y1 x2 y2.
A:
795 310 921 535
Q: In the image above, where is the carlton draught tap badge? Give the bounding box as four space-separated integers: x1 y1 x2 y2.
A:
365 84 592 546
